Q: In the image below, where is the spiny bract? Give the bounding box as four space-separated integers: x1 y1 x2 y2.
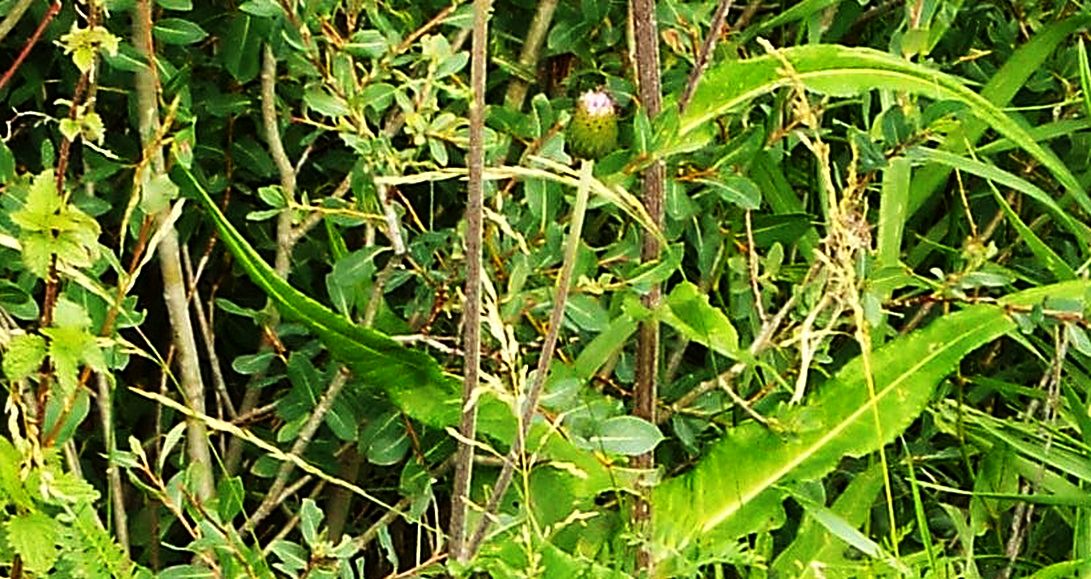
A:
567 89 619 160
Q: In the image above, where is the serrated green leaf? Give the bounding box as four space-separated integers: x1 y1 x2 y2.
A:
0 438 32 509
11 170 101 278
652 280 1091 573
44 469 100 504
6 512 60 574
3 333 47 381
43 325 104 395
53 298 91 329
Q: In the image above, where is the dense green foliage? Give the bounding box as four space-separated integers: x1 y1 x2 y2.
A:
1 0 1091 576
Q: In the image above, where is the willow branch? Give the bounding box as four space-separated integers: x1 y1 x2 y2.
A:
133 0 215 501
449 0 491 562
503 0 559 110
466 158 593 559
242 369 351 533
225 43 303 475
678 0 733 113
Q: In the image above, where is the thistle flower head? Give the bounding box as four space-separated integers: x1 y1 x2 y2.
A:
578 89 615 117
568 88 619 161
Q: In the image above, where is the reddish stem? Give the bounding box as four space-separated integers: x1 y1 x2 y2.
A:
0 1 61 93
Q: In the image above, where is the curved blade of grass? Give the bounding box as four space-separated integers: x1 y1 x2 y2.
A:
935 400 1091 488
178 166 621 502
177 167 450 391
650 280 1091 574
1076 38 1091 132
976 118 1091 156
906 146 1091 248
681 41 1091 220
771 464 885 578
907 14 1091 216
987 181 1075 281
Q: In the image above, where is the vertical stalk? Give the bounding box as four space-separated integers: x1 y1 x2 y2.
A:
678 0 734 114
224 43 299 476
132 0 214 501
502 0 559 111
449 0 491 562
630 0 664 572
465 158 594 559
95 373 129 553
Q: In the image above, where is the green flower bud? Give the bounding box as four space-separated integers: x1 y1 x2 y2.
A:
567 89 619 160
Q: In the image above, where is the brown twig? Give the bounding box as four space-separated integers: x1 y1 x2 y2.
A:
181 246 236 420
225 42 302 475
449 0 491 562
464 158 593 560
678 0 733 113
732 0 764 32
630 0 665 571
133 0 215 501
0 1 60 93
503 0 559 111
243 369 352 533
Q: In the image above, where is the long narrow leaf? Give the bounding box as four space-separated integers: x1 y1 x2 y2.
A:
907 147 1091 248
907 15 1091 216
682 42 1091 220
651 280 1091 574
178 166 621 505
